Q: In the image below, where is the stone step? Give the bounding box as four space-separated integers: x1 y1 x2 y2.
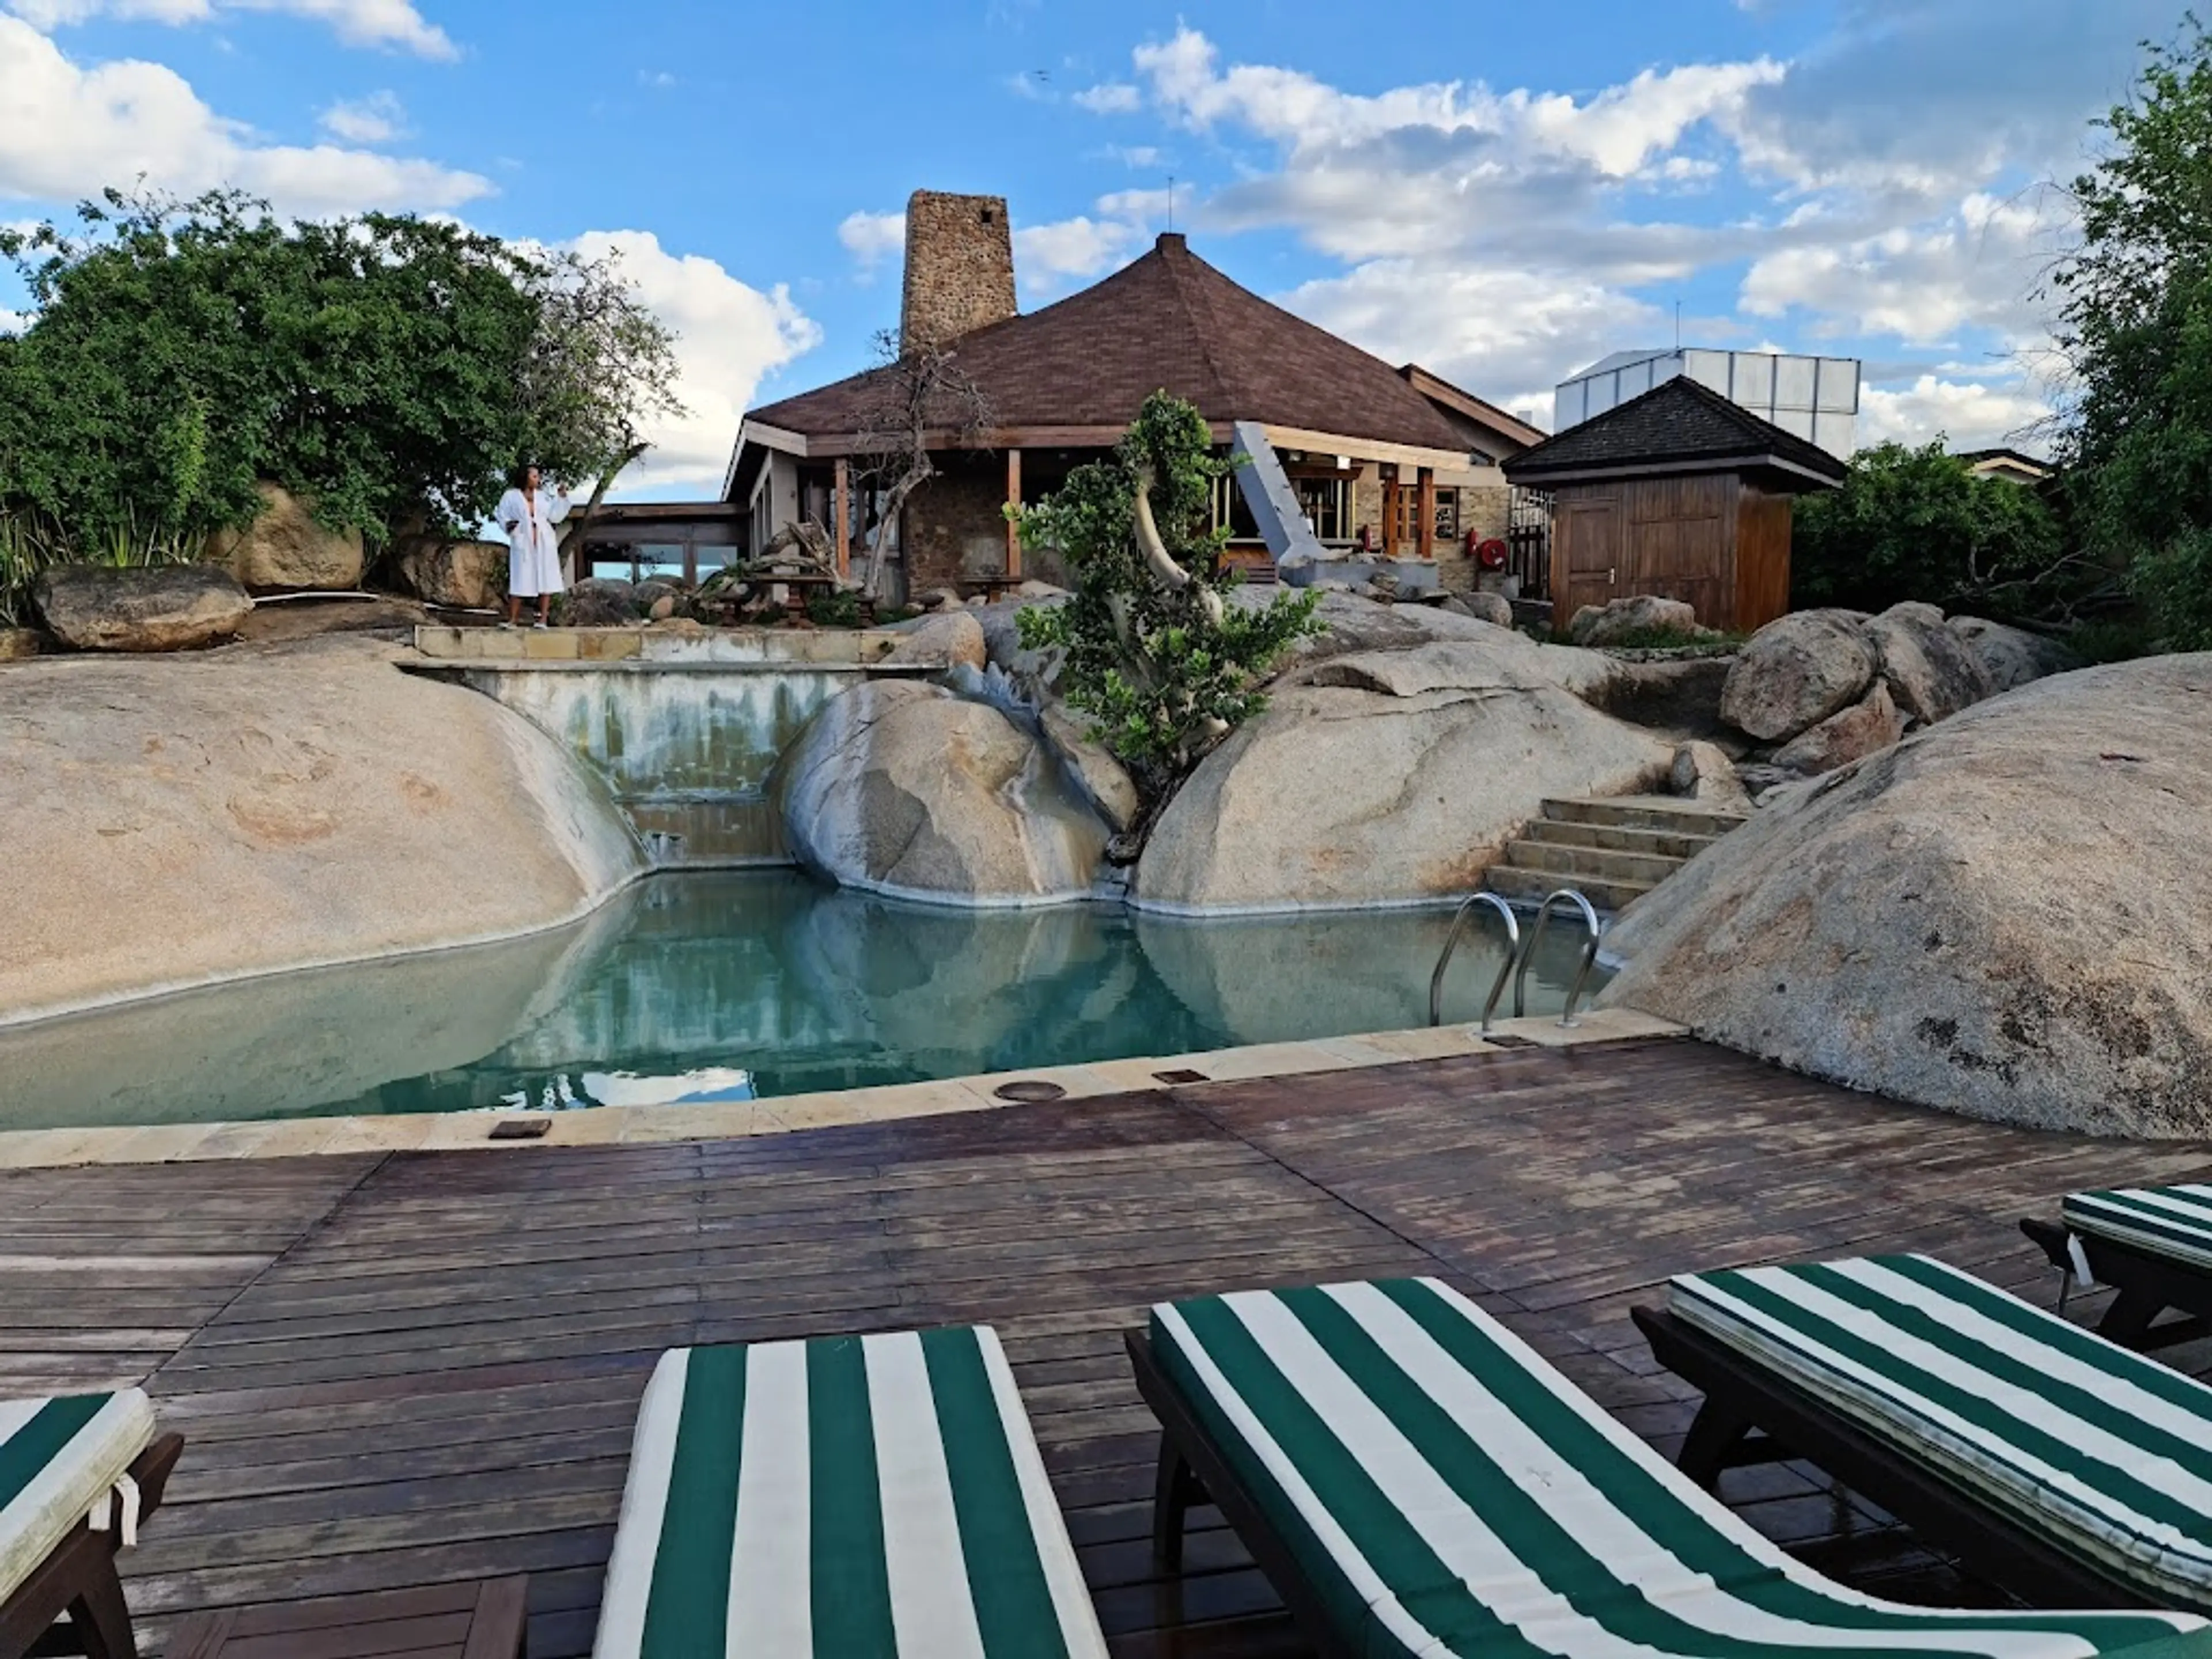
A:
1522 818 1722 861
1484 863 1658 915
1502 839 1687 887
1542 794 1749 838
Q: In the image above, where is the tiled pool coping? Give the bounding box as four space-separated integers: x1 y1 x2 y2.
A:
0 1007 1685 1170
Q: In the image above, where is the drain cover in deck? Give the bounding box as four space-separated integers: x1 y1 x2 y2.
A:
489 1116 552 1141
993 1080 1069 1104
1152 1069 1210 1085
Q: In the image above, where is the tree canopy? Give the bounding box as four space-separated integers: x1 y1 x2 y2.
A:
1791 440 2073 618
0 190 680 578
2057 15 2212 649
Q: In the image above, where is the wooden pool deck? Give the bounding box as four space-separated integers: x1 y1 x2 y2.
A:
6 1035 2212 1657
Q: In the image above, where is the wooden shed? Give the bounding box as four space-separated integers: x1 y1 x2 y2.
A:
1503 377 1847 635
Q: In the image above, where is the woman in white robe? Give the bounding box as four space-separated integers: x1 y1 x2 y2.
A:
497 465 571 628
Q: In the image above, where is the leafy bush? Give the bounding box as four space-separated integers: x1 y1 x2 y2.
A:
1013 393 1321 801
805 589 863 629
1791 441 2078 618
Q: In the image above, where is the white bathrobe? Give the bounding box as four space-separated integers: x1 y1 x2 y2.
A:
498 486 571 597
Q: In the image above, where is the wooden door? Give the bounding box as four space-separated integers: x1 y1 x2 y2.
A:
1552 494 1621 630
1619 475 1729 628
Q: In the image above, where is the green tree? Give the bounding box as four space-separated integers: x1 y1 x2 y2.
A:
1791 440 2074 617
1013 393 1321 806
0 188 679 605
2056 15 2212 648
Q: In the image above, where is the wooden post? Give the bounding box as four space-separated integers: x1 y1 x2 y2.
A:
1005 449 1024 579
1381 465 1400 559
833 459 851 582
1416 467 1437 561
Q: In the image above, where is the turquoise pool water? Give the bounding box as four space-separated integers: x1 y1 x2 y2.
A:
0 872 1601 1131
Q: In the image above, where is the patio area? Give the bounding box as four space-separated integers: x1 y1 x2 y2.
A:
6 1035 2210 1657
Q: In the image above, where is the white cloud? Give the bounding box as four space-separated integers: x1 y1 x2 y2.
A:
836 208 904 275
573 230 821 494
12 0 457 58
1858 373 2053 452
1013 214 1139 288
638 69 675 89
0 307 30 335
0 18 489 214
318 88 405 143
1072 81 1140 113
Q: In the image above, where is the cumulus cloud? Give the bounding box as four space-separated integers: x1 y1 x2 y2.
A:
1013 214 1141 290
0 18 488 213
572 230 821 494
318 89 406 143
12 0 457 58
1858 373 2054 452
1071 81 1140 113
836 208 904 275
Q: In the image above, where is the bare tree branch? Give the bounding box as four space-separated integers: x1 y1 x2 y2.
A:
848 327 996 602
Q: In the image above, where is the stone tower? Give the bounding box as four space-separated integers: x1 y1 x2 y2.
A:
900 191 1017 355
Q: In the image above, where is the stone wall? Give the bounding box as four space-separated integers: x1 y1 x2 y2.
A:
902 192 1017 355
904 462 1013 594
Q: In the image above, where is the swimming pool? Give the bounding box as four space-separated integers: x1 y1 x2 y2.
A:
0 872 1602 1130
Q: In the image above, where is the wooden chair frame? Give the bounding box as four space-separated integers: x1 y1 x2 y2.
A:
0 1434 184 1659
1126 1330 1360 1659
2019 1218 2212 1351
1630 1305 2160 1611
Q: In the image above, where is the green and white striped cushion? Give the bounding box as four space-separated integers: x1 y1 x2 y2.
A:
0 1390 155 1604
2064 1187 2212 1275
1671 1254 2212 1610
594 1326 1107 1658
1152 1277 2207 1659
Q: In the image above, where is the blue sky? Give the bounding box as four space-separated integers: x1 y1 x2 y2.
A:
0 0 2190 496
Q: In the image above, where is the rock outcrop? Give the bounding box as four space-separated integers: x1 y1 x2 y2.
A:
1600 655 2212 1138
0 635 645 1024
1770 681 1907 775
1570 594 1700 646
397 536 509 610
1671 741 1752 812
1718 609 1877 740
1135 638 1674 911
1445 592 1516 628
1949 616 2079 694
1865 603 1993 725
883 611 987 671
1039 702 1139 835
773 681 1109 905
0 630 39 661
36 565 254 652
210 483 366 592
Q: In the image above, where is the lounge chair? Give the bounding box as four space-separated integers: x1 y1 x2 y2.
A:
2021 1185 2212 1349
1634 1252 2212 1612
0 1388 183 1659
1131 1274 2211 1659
594 1325 1108 1658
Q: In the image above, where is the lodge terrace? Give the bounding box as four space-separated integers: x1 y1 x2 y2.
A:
10 1034 2212 1656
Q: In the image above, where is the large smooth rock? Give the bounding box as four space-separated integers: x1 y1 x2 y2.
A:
1039 701 1139 835
773 681 1108 905
1719 609 1877 740
560 578 639 628
1444 592 1516 628
1570 594 1699 646
397 537 508 610
1600 655 2212 1138
1771 681 1906 775
884 610 987 671
0 635 644 1024
1866 603 1993 726
210 483 366 591
1135 641 1673 911
1949 616 2079 694
1671 741 1752 812
35 565 253 652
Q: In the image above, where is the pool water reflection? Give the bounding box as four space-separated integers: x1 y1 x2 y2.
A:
0 872 1602 1131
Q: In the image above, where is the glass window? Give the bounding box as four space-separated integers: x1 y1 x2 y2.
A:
1295 477 1351 542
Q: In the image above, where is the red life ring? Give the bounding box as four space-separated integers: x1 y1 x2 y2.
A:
1474 537 1509 571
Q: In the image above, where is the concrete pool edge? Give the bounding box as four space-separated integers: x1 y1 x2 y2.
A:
0 1007 1688 1170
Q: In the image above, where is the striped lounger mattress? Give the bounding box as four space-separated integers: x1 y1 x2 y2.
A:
2064 1187 2212 1275
594 1325 1107 1658
1150 1275 2211 1659
0 1390 155 1605
1671 1253 2212 1611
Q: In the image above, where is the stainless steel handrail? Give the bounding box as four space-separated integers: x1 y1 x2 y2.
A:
1429 893 1522 1031
1514 889 1606 1029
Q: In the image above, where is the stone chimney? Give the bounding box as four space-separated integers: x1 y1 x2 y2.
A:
900 191 1017 355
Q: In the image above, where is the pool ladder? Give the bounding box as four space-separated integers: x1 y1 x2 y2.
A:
1429 889 1607 1033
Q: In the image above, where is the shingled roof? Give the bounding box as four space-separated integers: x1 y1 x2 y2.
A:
745 233 1471 454
1503 376 1848 490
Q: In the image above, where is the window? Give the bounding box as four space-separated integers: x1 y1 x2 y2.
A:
1209 474 1261 541
1295 477 1351 542
1435 488 1461 543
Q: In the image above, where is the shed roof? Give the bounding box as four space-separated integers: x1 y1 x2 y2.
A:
1503 376 1848 491
745 233 1472 456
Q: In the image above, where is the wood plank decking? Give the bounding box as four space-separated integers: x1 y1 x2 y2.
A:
3 1036 2210 1657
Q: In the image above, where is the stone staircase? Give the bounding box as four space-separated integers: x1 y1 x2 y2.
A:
1485 795 1748 914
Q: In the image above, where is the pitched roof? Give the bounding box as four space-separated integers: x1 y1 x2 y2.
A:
746 234 1471 454
1502 376 1848 490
